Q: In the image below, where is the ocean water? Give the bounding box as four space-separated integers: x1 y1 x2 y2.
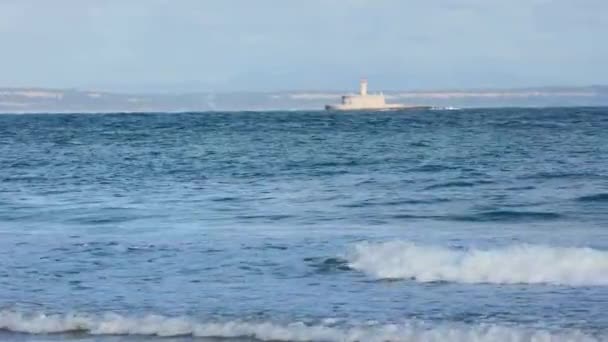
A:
0 107 607 342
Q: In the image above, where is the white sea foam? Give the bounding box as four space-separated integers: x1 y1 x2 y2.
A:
347 241 608 286
0 310 602 342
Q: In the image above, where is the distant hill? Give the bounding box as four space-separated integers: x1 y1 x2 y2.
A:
1 85 607 113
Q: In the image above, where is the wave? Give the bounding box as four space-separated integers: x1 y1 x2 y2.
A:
449 210 562 222
519 172 602 180
347 241 608 286
305 257 352 273
424 180 494 190
577 193 608 202
0 310 601 342
339 197 450 208
408 164 459 172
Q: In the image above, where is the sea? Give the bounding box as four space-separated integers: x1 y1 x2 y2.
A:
0 107 607 342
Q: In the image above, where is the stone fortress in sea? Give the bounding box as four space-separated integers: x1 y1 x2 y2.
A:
325 79 431 111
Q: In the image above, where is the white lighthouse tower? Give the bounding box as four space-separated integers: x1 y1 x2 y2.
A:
359 79 368 96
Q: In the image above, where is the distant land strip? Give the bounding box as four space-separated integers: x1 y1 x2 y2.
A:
1 85 607 112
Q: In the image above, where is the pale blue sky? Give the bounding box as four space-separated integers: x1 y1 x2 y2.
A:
0 0 606 92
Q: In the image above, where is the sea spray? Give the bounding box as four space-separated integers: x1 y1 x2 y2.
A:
0 310 601 342
347 241 608 285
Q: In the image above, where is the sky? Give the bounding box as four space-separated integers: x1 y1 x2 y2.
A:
0 0 606 92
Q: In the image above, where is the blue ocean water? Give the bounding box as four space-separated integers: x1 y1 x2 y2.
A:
0 108 607 341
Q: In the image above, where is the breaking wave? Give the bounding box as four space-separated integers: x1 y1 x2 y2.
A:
0 310 602 342
347 241 608 286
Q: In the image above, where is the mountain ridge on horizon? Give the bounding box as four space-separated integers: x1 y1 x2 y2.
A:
2 83 607 93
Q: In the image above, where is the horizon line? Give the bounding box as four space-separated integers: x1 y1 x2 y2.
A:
1 84 607 95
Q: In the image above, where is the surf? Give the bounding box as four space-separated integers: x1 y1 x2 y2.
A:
0 310 602 342
347 241 608 286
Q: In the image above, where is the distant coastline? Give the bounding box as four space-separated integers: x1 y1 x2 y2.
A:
1 85 607 113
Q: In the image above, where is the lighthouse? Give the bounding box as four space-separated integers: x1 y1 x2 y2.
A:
360 79 368 96
324 79 431 111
